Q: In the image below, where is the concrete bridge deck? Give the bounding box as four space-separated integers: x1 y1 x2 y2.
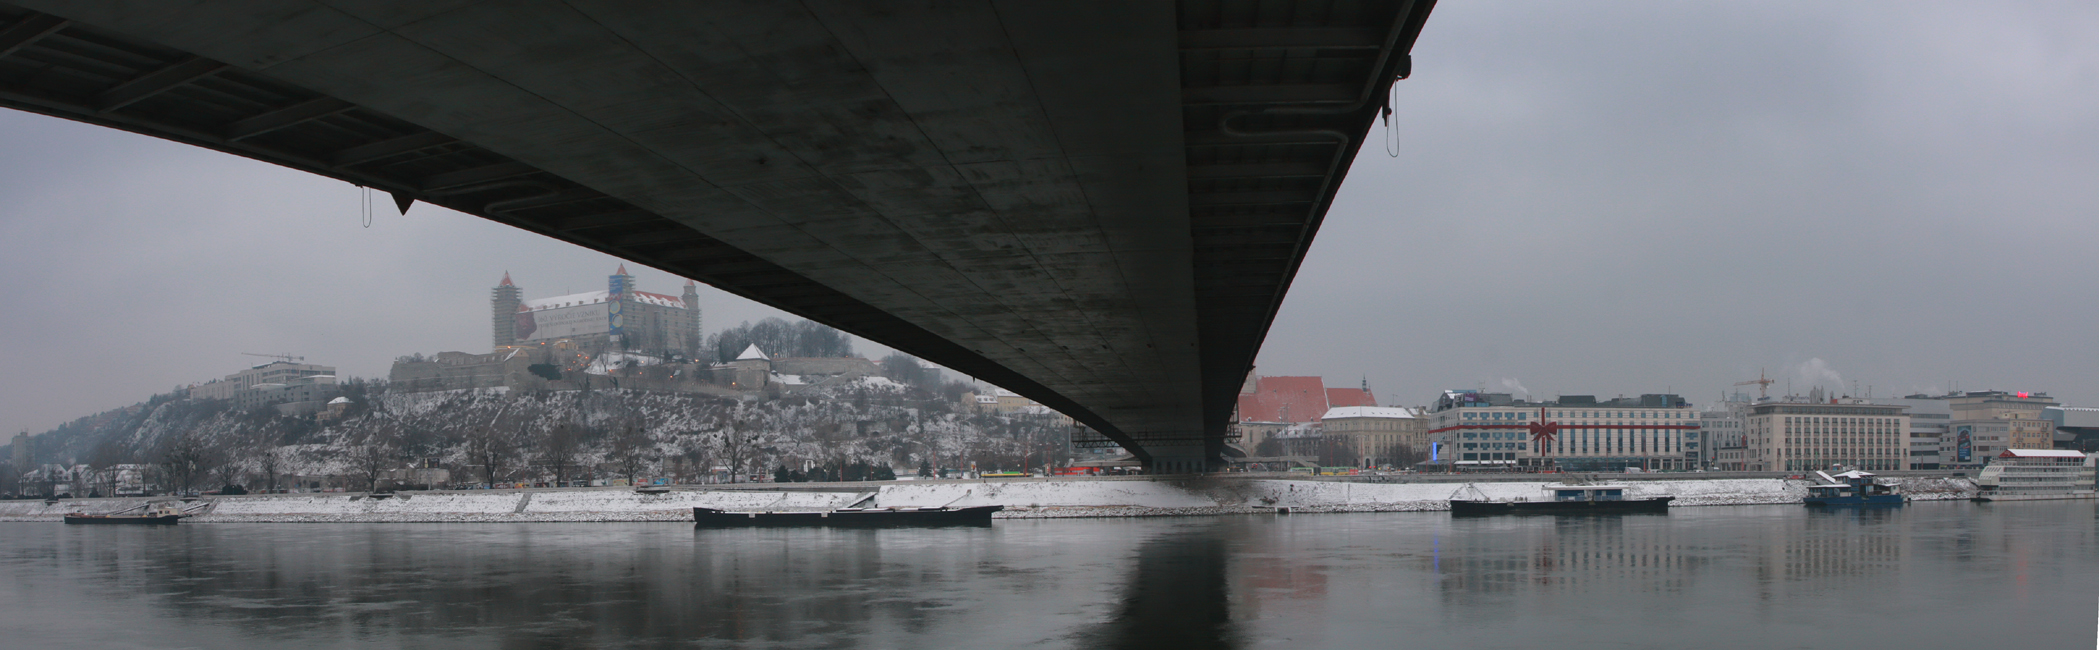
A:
0 1 1437 470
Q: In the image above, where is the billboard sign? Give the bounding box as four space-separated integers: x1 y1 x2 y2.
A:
607 275 628 338
1955 425 1972 463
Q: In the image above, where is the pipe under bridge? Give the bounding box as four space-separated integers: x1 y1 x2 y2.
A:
0 1 1436 472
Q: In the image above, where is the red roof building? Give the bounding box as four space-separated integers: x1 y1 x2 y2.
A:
1237 376 1353 423
1326 387 1378 409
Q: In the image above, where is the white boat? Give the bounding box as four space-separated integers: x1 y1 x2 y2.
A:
1973 449 2097 502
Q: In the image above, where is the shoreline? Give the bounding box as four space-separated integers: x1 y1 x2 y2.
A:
0 476 1979 523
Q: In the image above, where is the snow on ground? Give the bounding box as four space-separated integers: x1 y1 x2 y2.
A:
585 352 663 375
0 476 1981 523
848 376 903 390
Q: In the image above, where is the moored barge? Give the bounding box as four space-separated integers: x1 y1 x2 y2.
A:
1448 484 1672 516
1802 469 1904 507
693 505 1001 527
1973 449 2097 502
62 501 186 525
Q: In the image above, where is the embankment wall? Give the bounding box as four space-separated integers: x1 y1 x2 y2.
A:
0 476 1977 523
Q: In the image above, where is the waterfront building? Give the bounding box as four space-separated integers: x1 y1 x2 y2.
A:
1941 391 2057 468
1697 396 1752 468
1874 395 1954 469
494 267 703 359
1424 391 1699 472
2044 406 2099 452
1267 421 1324 458
1232 374 1377 453
1319 406 1424 468
1742 392 1911 472
1713 443 1748 471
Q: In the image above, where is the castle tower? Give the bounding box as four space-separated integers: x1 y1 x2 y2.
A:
682 278 703 357
492 272 522 350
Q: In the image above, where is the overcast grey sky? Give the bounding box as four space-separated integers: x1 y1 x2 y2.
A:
3 1 2095 436
1265 0 2099 407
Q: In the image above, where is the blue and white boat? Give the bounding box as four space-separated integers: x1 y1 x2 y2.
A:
1802 469 1904 507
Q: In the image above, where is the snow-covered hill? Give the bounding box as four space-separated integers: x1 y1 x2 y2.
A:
8 377 1072 490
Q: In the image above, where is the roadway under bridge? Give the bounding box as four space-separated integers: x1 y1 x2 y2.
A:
0 1 1436 472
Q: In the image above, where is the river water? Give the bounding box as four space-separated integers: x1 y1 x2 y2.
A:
1 501 2093 649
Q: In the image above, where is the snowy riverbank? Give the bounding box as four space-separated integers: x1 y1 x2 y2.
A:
0 476 1978 523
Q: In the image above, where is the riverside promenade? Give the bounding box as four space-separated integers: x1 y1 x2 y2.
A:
0 472 1979 523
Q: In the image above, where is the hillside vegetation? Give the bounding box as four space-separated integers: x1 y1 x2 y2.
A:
6 375 1075 494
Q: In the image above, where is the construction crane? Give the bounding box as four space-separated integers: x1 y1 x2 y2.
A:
1734 369 1775 399
241 352 304 363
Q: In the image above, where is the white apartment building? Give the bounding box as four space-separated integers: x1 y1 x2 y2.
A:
190 361 335 400
1743 393 1911 472
1697 397 1752 468
1320 406 1423 468
1425 390 1700 472
187 360 340 415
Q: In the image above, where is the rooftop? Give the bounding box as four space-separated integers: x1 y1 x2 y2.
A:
736 344 770 361
1322 406 1417 420
1999 449 2085 458
522 289 687 310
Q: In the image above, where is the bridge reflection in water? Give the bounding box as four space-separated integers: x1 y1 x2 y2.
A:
2 503 2097 648
1084 523 1239 649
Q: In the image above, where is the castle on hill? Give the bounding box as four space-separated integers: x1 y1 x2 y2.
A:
492 266 702 359
389 267 876 394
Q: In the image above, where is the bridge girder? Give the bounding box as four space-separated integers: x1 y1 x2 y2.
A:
0 0 1435 471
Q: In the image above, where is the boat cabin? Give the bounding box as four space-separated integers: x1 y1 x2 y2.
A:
1807 469 1898 499
1548 485 1629 502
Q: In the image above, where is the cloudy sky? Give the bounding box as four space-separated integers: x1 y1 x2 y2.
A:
1266 0 2099 407
3 1 2095 437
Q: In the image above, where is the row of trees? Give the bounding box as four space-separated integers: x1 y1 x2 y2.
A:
705 318 855 363
12 408 1078 497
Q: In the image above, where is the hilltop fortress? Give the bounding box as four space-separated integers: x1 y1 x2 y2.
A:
390 268 873 394
493 266 702 358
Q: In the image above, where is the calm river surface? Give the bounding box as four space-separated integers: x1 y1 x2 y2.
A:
2 501 2095 649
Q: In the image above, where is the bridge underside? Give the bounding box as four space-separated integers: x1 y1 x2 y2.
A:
0 0 1433 471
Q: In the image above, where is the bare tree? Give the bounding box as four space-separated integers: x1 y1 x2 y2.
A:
256 446 284 494
676 434 714 485
1380 442 1428 469
1319 434 1354 468
466 426 518 489
156 430 209 496
879 352 934 388
716 423 760 484
87 439 128 497
1255 436 1286 457
211 457 245 494
611 421 652 485
354 431 397 492
540 423 584 487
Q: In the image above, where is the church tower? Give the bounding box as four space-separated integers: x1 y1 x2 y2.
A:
492 272 522 350
682 279 703 357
